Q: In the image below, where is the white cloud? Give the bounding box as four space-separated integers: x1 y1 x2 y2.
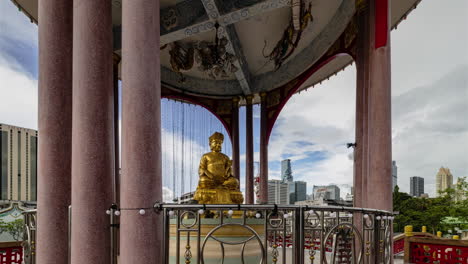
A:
162 186 174 203
392 66 468 196
268 65 356 195
0 55 38 130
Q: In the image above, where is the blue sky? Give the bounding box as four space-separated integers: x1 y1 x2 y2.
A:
0 0 467 199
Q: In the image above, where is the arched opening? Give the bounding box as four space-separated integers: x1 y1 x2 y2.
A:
268 55 356 203
160 99 232 202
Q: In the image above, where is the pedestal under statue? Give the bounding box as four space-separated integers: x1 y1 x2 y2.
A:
194 132 244 204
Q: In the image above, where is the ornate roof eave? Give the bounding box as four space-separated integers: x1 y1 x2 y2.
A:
10 0 37 24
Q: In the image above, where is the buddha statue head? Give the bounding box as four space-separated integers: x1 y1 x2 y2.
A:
209 132 224 153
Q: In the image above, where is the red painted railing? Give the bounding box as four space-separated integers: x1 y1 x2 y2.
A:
393 237 405 255
405 237 468 264
0 243 23 264
393 232 437 256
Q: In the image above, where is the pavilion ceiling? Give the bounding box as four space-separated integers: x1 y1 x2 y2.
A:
11 0 421 99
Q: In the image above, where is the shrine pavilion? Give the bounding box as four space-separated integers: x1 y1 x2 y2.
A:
10 0 421 263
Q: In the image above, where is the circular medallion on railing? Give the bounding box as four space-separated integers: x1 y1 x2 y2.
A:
267 211 285 228
201 223 265 264
322 223 364 264
305 210 321 228
364 214 374 228
179 210 198 228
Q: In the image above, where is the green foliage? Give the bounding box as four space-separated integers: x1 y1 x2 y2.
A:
393 180 468 234
0 219 23 241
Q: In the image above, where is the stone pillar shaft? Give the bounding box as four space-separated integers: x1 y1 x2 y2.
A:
245 96 254 204
259 94 269 204
366 0 392 212
120 0 162 262
231 98 240 180
71 1 114 263
354 5 370 208
354 0 392 212
37 1 73 263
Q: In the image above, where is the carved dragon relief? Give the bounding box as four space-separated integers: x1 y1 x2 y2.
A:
262 2 313 70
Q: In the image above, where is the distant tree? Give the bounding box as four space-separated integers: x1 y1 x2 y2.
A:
1 219 24 241
452 177 468 223
392 187 452 234
393 188 413 232
0 219 6 234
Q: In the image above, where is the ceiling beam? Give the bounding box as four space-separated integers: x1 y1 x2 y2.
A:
200 0 253 94
162 0 290 45
113 0 291 48
224 24 252 94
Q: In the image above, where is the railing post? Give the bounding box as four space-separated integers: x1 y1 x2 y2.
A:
263 209 268 264
373 216 382 264
68 205 72 264
109 204 118 264
162 208 169 264
22 210 37 264
320 211 325 263
403 237 410 263
294 207 304 264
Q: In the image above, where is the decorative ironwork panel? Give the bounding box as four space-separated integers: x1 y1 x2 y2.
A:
410 242 468 264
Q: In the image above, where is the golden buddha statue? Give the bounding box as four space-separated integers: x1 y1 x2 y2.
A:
194 132 244 204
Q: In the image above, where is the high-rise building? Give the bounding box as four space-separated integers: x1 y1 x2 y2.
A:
268 180 289 204
288 181 307 204
409 176 424 197
436 167 453 196
0 124 38 201
392 160 398 191
294 181 307 202
281 159 293 182
312 185 340 201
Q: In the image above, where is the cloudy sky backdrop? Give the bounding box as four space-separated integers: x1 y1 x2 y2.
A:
0 0 466 198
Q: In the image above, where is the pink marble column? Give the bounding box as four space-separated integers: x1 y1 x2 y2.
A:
353 5 370 209
120 0 162 262
259 93 269 204
71 1 113 263
37 1 72 263
231 98 240 180
366 0 393 212
245 96 254 204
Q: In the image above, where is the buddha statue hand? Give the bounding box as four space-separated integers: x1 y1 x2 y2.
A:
222 176 239 190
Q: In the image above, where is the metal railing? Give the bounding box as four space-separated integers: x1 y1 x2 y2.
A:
22 209 36 264
156 204 394 264
21 204 394 264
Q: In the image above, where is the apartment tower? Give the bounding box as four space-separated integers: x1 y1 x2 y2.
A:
0 123 38 201
436 167 453 196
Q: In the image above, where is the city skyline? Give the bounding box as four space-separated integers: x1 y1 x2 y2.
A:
0 0 467 198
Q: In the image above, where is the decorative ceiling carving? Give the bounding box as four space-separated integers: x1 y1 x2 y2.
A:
11 0 423 100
